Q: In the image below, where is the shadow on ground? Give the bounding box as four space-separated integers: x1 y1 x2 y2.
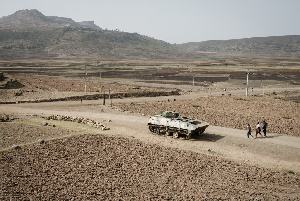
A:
191 132 225 142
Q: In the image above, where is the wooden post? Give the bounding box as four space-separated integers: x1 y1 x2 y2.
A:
109 88 112 107
246 70 249 99
84 65 87 93
103 88 105 105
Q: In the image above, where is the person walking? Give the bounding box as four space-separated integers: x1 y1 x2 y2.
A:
262 120 268 137
247 124 254 138
256 122 263 138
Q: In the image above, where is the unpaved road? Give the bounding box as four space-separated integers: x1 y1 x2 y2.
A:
1 93 299 174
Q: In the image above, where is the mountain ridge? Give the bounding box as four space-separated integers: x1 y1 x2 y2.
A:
0 9 300 61
0 9 101 30
178 35 300 53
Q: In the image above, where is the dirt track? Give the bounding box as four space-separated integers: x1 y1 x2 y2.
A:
1 97 299 171
0 92 300 199
1 86 300 200
116 92 300 137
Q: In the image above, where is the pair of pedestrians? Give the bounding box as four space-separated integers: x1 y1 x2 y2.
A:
247 120 268 138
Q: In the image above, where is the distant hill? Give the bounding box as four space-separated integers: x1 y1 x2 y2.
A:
0 9 101 30
0 27 179 60
177 36 300 58
0 9 181 60
0 9 300 61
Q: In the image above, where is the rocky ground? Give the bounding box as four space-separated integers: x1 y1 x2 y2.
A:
1 69 299 200
0 73 170 102
0 127 299 200
0 121 82 150
116 94 300 137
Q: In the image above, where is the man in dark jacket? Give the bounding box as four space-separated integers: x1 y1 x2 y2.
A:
262 120 268 137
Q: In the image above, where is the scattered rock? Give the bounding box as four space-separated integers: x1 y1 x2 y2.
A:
44 115 107 130
12 145 21 150
0 114 10 122
101 127 110 131
38 139 45 144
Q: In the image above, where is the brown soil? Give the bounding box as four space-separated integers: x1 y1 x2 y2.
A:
116 95 300 137
0 122 81 149
1 98 300 200
1 128 299 200
0 67 299 200
0 73 175 103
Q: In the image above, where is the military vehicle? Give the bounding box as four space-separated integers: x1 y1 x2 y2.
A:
148 111 209 139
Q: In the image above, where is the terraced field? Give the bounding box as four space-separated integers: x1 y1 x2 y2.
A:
1 124 299 200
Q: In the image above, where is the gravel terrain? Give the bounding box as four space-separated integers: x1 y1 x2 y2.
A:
0 122 81 150
116 95 300 136
0 73 169 102
1 132 299 200
1 69 299 200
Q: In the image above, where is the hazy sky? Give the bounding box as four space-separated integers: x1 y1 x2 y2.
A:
1 0 300 44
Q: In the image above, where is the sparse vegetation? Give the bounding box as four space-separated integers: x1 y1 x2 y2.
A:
14 90 23 96
0 72 5 81
0 114 9 122
287 170 295 174
282 116 291 119
235 98 246 101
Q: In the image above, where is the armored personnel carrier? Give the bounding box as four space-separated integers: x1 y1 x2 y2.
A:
148 111 209 139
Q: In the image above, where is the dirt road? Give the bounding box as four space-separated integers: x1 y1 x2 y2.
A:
1 95 299 174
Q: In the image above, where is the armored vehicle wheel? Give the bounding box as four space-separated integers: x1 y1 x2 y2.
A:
165 131 172 136
173 132 179 139
152 127 159 134
149 126 154 132
185 134 191 140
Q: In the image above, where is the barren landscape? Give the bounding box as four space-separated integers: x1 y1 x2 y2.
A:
1 7 300 200
1 62 300 200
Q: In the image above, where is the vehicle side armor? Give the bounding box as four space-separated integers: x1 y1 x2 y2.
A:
148 111 209 139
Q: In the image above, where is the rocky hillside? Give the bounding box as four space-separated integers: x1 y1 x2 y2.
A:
0 9 182 60
177 35 300 57
0 27 179 60
0 9 101 30
0 9 300 61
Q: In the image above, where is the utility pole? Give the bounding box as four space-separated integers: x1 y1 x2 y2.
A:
109 88 112 107
192 76 195 86
84 65 87 93
263 73 266 96
108 88 111 100
103 88 105 105
246 70 249 99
